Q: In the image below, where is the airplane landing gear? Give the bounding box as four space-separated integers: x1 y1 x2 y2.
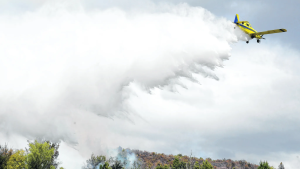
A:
246 41 249 44
257 39 260 43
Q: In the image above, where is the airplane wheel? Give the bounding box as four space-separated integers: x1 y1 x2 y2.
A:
257 39 260 43
246 41 249 44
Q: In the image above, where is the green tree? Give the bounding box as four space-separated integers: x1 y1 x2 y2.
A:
257 161 271 169
163 164 169 169
172 157 180 169
43 141 61 168
86 154 106 169
0 144 14 169
156 163 163 169
179 161 186 169
194 161 200 169
200 160 213 169
25 140 55 169
6 149 26 169
111 161 123 169
99 161 111 169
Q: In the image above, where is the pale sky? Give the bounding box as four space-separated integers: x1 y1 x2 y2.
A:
0 1 299 169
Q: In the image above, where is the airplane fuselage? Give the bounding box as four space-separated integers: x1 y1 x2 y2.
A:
236 21 262 39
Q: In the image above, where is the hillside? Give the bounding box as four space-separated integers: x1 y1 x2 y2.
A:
131 149 258 169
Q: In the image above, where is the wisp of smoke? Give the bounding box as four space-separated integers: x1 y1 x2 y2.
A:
0 0 241 160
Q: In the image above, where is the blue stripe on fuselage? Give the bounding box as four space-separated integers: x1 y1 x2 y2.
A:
238 24 257 33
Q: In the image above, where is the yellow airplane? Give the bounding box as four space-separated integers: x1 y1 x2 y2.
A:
234 14 287 44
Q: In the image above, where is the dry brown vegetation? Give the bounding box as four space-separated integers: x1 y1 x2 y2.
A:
131 149 258 169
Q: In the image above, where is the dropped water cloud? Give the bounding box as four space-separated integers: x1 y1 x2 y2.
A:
0 1 238 154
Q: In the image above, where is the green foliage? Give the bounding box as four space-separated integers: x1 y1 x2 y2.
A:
194 161 200 169
0 144 14 169
111 161 123 169
6 149 26 169
99 161 110 169
43 141 61 168
172 156 180 169
86 154 106 169
200 160 213 169
156 163 163 169
258 161 271 169
180 161 186 169
156 163 169 169
25 140 56 169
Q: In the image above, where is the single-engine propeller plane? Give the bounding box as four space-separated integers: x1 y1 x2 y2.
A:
234 14 287 44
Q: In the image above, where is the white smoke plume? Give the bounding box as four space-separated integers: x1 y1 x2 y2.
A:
0 1 242 167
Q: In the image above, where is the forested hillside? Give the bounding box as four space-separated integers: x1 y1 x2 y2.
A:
1 141 278 169
131 149 259 169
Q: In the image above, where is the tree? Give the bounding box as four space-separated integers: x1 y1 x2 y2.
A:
194 161 200 169
25 140 56 169
85 154 106 169
278 162 284 169
257 161 271 169
163 164 169 169
6 149 26 169
111 161 123 169
99 162 111 169
0 144 14 169
173 157 180 169
43 140 61 168
156 163 163 169
200 160 213 169
180 161 186 169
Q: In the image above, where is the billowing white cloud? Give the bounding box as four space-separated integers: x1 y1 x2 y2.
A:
0 0 234 153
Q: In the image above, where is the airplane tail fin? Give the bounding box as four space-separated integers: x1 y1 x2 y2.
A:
234 14 239 23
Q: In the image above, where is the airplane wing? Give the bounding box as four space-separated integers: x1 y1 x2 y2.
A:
251 29 287 36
